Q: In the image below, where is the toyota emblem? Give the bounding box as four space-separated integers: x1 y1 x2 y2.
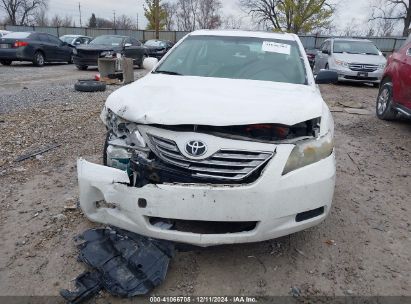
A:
185 140 207 157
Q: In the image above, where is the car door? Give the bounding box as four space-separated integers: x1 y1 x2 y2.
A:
37 33 56 61
123 37 144 62
397 42 411 108
48 34 71 61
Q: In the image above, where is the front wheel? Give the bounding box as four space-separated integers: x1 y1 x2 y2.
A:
0 60 12 66
33 51 45 67
376 82 397 120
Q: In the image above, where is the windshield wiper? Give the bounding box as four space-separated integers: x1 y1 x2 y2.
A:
153 70 183 76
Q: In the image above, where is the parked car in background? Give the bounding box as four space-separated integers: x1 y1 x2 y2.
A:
60 35 92 46
73 35 146 70
376 34 411 120
144 39 174 59
305 49 318 69
0 30 11 38
0 32 73 66
314 38 387 86
78 30 338 247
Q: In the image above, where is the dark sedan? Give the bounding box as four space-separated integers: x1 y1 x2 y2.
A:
0 32 73 66
144 39 174 59
73 35 146 70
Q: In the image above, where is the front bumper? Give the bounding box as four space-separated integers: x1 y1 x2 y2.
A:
77 146 336 247
73 55 98 67
332 67 383 83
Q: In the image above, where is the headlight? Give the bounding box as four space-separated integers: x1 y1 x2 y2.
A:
282 131 334 175
106 111 147 149
334 59 349 68
378 63 386 69
73 48 77 55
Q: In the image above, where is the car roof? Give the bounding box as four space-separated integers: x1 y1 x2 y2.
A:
190 30 297 41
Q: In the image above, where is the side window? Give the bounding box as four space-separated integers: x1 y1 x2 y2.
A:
130 38 141 46
327 41 331 53
38 34 49 43
48 35 62 45
321 42 327 52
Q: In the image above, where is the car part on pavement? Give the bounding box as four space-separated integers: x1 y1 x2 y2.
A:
60 227 175 303
74 80 106 92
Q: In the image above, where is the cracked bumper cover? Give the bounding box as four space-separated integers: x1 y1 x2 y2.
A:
77 148 336 247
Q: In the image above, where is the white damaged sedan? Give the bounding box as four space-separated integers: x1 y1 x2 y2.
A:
78 30 338 247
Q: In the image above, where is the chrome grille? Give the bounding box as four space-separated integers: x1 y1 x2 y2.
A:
148 134 274 181
349 63 378 72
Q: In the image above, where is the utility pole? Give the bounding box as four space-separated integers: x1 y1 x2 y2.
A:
78 2 82 27
155 0 159 39
113 10 116 28
136 13 139 30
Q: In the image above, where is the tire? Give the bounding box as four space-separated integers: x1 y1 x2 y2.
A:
68 54 74 64
74 80 106 92
372 83 380 88
33 51 45 67
0 60 12 66
376 81 397 120
76 65 88 70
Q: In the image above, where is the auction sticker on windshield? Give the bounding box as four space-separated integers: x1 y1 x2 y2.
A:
262 41 291 55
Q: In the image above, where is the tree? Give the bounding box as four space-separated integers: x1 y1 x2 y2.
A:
176 0 198 31
0 0 48 25
222 14 243 29
144 0 167 31
163 1 178 30
116 14 134 29
239 0 334 34
33 7 48 26
88 13 97 28
370 0 410 36
50 14 73 27
95 17 114 28
197 0 222 29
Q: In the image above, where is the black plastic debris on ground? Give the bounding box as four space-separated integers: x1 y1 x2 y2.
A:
60 227 175 304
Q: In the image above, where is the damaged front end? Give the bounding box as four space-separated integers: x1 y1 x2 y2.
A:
101 108 328 188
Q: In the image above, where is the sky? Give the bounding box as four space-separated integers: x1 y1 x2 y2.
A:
0 0 402 35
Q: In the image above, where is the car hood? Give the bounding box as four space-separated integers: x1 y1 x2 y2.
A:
105 74 324 126
76 44 122 51
333 53 386 64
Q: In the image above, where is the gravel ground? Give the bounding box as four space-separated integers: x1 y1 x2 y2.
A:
0 64 410 301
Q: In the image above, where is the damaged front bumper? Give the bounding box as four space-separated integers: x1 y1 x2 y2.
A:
77 145 336 247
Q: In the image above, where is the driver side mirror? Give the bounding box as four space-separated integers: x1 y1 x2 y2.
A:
315 70 338 84
143 57 159 71
61 41 68 46
322 49 330 55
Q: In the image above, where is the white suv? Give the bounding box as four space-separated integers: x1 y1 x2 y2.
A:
78 30 337 247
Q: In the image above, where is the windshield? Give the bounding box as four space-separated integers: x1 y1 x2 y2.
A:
90 35 124 46
60 36 75 43
145 40 166 47
155 35 307 85
333 40 380 55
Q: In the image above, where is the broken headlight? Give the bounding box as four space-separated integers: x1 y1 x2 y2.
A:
282 130 334 175
106 111 147 149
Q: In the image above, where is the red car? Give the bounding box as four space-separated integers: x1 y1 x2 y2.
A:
376 34 411 120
